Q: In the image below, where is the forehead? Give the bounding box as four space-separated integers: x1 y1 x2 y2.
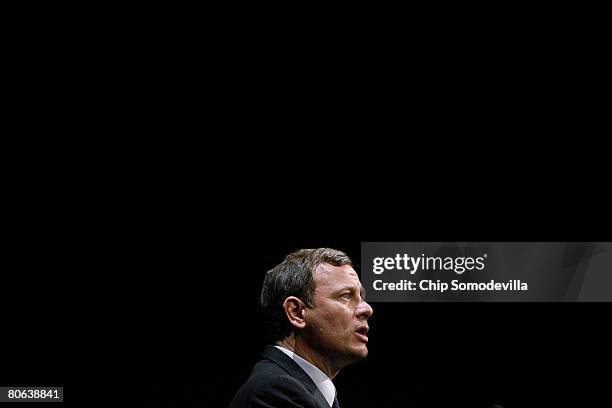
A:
313 263 360 291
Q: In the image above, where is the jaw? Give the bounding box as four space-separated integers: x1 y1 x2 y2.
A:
350 343 369 359
336 341 369 367
293 329 370 375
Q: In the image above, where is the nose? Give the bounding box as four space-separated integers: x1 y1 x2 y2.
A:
356 300 373 321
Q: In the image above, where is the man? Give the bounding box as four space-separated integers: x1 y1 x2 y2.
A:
230 248 374 408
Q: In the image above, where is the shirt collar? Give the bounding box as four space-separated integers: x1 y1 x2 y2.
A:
275 345 336 407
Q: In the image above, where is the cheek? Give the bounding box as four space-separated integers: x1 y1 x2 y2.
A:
314 308 352 331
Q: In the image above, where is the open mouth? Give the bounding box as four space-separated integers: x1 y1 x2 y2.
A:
354 326 369 342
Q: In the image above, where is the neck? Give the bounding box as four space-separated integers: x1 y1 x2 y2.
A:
276 335 341 379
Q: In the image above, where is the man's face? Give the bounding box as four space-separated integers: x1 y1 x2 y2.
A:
303 263 373 367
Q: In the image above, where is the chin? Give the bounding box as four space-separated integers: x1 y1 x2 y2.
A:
349 345 368 359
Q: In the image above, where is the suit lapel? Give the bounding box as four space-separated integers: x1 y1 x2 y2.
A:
262 346 331 408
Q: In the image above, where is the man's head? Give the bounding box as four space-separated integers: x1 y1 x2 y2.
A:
261 248 373 372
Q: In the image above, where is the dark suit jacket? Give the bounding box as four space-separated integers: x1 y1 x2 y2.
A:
229 345 332 408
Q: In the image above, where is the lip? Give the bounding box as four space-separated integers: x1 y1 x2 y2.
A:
354 325 369 343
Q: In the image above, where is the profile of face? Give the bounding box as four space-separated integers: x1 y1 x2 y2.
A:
302 263 373 367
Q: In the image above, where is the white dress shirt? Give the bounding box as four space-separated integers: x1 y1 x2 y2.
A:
275 345 336 407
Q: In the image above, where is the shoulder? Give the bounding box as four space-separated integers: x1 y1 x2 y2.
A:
230 360 317 408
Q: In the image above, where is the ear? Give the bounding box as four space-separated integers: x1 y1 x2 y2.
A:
283 296 307 330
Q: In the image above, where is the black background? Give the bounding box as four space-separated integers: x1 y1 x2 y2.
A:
3 8 610 406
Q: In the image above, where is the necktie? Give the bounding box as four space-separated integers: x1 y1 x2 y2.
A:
332 395 340 408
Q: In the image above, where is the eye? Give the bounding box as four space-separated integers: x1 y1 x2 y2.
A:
340 293 352 300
